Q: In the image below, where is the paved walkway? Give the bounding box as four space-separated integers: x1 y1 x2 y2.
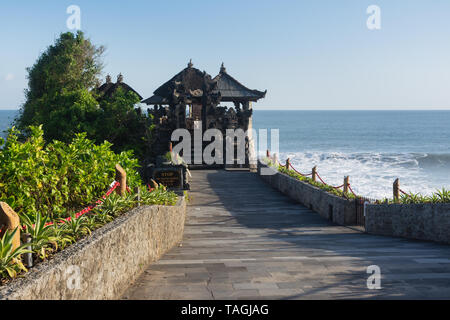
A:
122 170 450 300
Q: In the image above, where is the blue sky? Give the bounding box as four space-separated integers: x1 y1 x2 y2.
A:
1 0 450 109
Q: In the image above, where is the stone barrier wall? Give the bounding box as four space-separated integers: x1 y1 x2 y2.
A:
0 197 186 300
259 161 450 245
258 162 356 225
365 203 450 244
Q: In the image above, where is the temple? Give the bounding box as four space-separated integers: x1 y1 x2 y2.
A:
142 61 267 169
97 74 143 100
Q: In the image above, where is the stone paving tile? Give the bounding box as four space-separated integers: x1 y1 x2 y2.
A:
122 170 450 300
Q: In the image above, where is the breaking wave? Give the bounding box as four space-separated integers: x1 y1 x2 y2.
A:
277 151 450 199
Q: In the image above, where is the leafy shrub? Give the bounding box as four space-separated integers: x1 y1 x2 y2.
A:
0 125 141 220
0 228 31 279
0 126 179 282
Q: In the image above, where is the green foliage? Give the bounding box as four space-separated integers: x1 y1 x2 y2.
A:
95 88 154 159
140 185 178 206
15 31 154 160
0 185 178 282
378 188 450 204
21 212 57 260
278 166 357 200
0 228 31 279
17 31 104 139
0 125 141 220
61 214 91 240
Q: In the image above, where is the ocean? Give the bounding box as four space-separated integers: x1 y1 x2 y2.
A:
253 110 450 199
0 110 18 139
1 109 449 199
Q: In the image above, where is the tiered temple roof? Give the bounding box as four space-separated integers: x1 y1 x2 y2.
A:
142 61 266 105
97 74 143 100
213 63 266 102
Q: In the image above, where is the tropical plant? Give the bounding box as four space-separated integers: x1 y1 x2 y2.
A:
0 228 31 279
61 214 91 240
22 212 58 260
140 186 178 206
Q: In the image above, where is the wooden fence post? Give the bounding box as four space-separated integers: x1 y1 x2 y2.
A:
393 178 400 202
135 187 141 206
0 202 21 251
312 166 317 182
21 233 33 268
115 164 127 196
285 158 290 170
343 176 349 194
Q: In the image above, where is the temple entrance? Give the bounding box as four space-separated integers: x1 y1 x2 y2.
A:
186 104 202 130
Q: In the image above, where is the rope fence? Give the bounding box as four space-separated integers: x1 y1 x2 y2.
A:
265 150 407 201
19 164 143 230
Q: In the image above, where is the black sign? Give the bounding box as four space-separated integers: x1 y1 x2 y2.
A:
153 168 183 189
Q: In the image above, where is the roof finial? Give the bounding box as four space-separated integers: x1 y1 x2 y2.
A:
188 59 193 68
117 73 123 83
220 62 226 73
106 74 112 84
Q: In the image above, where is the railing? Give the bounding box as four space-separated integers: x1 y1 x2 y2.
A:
265 150 415 203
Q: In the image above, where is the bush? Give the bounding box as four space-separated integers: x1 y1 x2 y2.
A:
0 127 179 281
0 125 141 220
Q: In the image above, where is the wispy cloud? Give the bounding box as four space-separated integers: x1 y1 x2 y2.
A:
4 73 15 81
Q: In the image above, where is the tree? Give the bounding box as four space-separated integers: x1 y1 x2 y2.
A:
16 31 104 140
95 88 154 160
15 31 154 160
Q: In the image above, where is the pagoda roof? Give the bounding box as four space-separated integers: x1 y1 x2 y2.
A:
141 94 170 105
142 61 266 105
152 60 208 99
212 64 266 102
97 74 143 100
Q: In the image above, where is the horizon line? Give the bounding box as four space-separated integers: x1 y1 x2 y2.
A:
2 106 450 111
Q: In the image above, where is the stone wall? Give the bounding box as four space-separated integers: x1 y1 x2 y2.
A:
365 203 450 244
258 162 356 225
258 162 450 245
0 197 186 300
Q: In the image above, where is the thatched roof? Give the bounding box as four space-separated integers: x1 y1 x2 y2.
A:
141 95 170 105
213 64 266 102
97 74 143 100
152 60 208 99
142 61 266 105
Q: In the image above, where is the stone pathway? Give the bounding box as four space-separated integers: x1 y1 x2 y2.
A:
122 170 450 300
